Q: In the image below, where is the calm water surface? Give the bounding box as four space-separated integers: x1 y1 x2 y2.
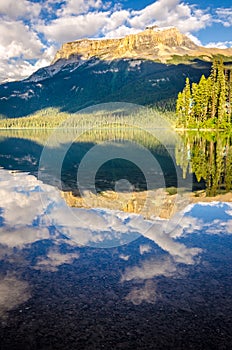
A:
0 128 232 350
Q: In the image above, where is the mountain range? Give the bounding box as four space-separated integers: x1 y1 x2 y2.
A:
0 26 232 118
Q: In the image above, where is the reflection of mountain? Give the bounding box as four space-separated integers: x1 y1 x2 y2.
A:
3 167 230 259
62 185 232 219
0 168 192 252
176 132 232 196
0 127 179 192
0 167 231 258
1 129 232 198
61 188 187 220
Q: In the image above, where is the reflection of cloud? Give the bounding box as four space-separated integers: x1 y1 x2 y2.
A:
0 169 140 248
0 169 143 248
182 203 232 236
0 173 45 226
125 280 157 305
35 249 80 272
142 221 202 264
226 220 232 229
122 201 232 303
0 227 50 248
139 244 152 255
226 210 232 217
0 169 231 256
0 274 30 317
121 256 178 282
119 254 130 261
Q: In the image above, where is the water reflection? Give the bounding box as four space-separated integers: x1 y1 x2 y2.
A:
0 129 231 198
0 168 232 348
1 128 232 348
0 168 231 276
176 132 232 196
0 168 192 250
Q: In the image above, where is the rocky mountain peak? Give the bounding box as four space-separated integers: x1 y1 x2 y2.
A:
52 26 198 64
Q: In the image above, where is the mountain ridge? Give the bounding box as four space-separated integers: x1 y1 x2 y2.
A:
52 26 232 64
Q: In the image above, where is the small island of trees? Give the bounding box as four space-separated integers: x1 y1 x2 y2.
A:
176 59 232 129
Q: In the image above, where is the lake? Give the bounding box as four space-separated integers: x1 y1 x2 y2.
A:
0 125 232 349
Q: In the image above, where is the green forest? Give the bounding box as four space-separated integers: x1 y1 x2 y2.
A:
176 59 232 130
0 58 232 131
0 107 174 129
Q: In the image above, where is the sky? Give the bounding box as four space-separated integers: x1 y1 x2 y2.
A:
0 0 231 82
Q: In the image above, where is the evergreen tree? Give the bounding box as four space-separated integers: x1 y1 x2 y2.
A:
176 58 232 129
217 59 227 127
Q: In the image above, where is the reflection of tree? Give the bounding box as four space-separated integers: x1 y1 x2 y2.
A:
176 133 232 196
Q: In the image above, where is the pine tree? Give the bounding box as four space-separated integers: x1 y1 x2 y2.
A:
176 58 232 129
217 59 227 128
209 59 219 120
184 77 192 124
176 91 185 127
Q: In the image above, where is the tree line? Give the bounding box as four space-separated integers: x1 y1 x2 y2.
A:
176 59 232 129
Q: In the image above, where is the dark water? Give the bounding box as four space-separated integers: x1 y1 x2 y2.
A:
0 128 232 349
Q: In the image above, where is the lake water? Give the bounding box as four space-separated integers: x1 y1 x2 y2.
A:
0 127 232 349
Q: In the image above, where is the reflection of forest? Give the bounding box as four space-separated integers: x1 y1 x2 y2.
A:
2 128 232 198
176 132 232 196
0 126 175 151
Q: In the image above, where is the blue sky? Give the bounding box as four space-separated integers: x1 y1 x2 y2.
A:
0 0 231 82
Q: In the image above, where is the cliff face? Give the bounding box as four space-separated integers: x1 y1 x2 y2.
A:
52 26 232 64
52 27 197 63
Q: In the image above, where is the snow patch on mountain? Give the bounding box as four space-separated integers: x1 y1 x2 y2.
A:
24 58 86 83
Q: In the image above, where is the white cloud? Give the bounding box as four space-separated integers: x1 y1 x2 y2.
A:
0 20 44 60
103 25 141 39
0 0 41 20
226 220 232 233
128 0 211 34
37 12 109 43
103 10 130 33
57 0 107 16
216 8 232 27
206 41 232 49
5 1 212 52
0 45 57 82
186 33 202 46
0 169 141 248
